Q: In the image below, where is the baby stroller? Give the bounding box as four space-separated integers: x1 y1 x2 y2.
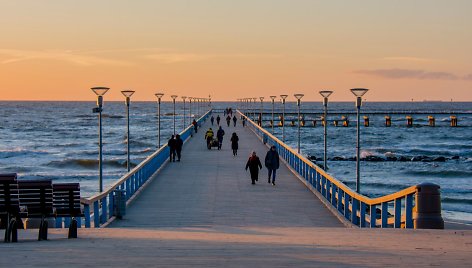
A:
207 138 219 150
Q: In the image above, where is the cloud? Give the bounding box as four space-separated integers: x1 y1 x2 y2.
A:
353 68 464 80
382 57 437 63
0 49 132 66
145 52 282 63
463 74 472 80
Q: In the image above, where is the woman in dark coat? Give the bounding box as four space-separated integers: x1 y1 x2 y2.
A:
230 132 239 156
245 151 262 184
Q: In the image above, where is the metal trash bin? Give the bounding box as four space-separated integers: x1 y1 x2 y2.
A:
114 189 126 219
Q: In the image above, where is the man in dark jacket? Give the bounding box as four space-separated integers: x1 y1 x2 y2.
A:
175 134 183 161
168 135 176 162
216 126 225 150
245 151 262 184
264 145 280 185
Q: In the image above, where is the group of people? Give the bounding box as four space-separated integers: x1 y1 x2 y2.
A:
210 115 238 127
167 134 184 162
245 146 279 185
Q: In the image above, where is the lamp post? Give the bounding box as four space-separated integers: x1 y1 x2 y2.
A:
91 86 110 193
253 97 257 120
350 88 369 193
121 90 135 172
171 95 178 135
294 94 304 153
319 90 333 171
280 95 288 142
182 96 187 129
270 96 276 133
155 93 164 148
259 97 264 126
189 97 193 121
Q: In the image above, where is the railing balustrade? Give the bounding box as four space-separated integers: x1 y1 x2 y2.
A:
67 110 212 228
239 110 444 229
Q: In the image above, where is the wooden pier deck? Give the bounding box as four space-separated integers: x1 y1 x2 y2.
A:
2 113 472 267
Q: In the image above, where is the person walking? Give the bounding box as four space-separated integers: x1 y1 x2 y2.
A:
226 115 231 127
230 132 239 156
216 126 225 150
232 115 237 127
264 145 280 185
175 134 183 161
210 116 215 126
205 128 214 149
216 115 221 126
245 151 262 184
192 119 198 133
167 135 176 162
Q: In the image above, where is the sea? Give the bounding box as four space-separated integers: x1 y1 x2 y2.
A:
1 101 471 224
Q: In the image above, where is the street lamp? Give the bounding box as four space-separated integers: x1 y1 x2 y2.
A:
181 96 187 130
280 95 288 142
294 94 304 153
253 97 257 120
91 86 110 193
350 88 369 193
155 93 164 148
270 96 276 133
121 90 135 172
319 90 333 171
171 95 178 135
259 97 264 126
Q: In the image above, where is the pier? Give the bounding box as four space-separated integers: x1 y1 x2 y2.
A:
1 109 472 267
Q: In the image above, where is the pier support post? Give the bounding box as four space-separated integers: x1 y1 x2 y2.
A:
363 116 369 127
413 183 444 229
450 116 458 127
406 116 413 127
428 116 435 127
385 116 391 127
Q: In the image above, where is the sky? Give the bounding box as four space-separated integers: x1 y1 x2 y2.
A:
1 0 471 101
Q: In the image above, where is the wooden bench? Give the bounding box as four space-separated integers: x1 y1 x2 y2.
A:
1 173 26 242
18 179 54 241
52 183 83 238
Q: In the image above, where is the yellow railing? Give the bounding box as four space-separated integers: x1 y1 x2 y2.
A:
239 110 444 229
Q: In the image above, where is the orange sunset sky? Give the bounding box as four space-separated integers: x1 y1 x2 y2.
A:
1 1 471 102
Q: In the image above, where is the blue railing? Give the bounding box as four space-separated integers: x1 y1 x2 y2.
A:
239 110 444 229
71 110 212 228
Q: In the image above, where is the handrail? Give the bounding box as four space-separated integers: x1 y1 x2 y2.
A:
71 109 212 228
239 110 444 229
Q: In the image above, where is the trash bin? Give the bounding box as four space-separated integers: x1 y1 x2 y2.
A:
114 189 126 219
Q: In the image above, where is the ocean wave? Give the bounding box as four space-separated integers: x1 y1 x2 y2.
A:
46 158 127 169
0 148 50 158
404 170 472 178
442 197 472 205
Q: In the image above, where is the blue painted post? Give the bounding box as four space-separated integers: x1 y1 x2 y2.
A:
344 193 350 219
93 201 100 228
64 217 71 228
316 173 322 192
381 202 388 228
126 179 131 201
370 204 377 228
326 180 331 200
101 197 108 224
84 204 91 228
360 202 367 227
321 176 326 197
405 194 414 228
394 198 402 228
55 217 63 228
108 192 114 218
77 217 82 228
331 184 337 205
351 199 359 226
338 189 344 213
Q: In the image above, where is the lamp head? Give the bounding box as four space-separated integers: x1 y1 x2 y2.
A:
171 95 178 100
294 94 304 100
91 87 110 97
319 90 333 98
155 93 164 99
182 96 187 101
259 96 264 102
350 88 369 97
269 95 277 102
121 90 135 98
